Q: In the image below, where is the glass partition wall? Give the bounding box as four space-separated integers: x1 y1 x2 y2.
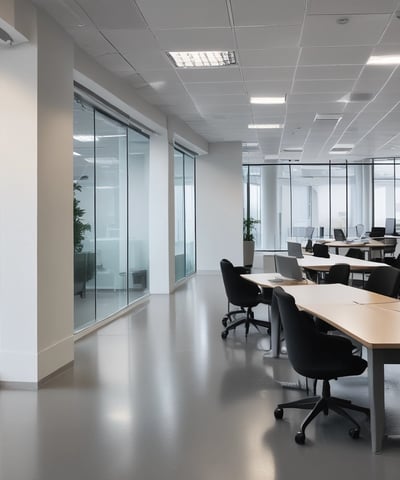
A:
174 147 196 282
73 95 149 332
244 159 399 251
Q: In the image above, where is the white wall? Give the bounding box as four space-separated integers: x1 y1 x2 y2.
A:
196 142 243 271
37 10 74 380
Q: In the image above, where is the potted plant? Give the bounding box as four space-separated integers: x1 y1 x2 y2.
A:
243 217 260 267
74 183 94 297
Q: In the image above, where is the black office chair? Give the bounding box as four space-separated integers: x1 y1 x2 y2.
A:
364 266 400 298
312 243 329 258
220 259 271 339
369 227 385 238
273 287 369 445
334 228 346 241
325 263 350 285
316 264 350 333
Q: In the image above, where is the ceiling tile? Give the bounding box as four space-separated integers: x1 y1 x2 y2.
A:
292 79 356 94
380 15 400 43
135 0 230 28
190 94 249 106
238 48 300 67
94 53 134 74
308 0 396 15
153 28 235 51
241 67 295 82
230 0 305 27
69 26 115 56
295 65 363 80
300 14 390 47
123 49 172 70
235 25 302 50
177 67 242 83
78 0 147 29
185 82 246 95
299 46 372 65
245 80 291 95
102 29 160 52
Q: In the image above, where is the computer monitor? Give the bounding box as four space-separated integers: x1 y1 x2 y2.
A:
334 228 346 241
274 255 304 280
385 218 396 235
287 241 304 258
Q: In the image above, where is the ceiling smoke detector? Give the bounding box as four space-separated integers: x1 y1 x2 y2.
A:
336 17 349 25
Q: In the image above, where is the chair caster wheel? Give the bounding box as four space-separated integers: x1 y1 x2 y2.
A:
222 317 228 327
295 432 305 445
221 331 228 340
349 427 360 439
274 407 283 419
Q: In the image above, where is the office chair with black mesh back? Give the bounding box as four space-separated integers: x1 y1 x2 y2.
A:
273 287 369 445
220 259 271 339
315 264 350 334
364 266 400 298
369 227 385 238
346 248 365 287
312 243 330 258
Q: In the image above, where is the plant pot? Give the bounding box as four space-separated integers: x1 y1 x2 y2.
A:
243 240 255 268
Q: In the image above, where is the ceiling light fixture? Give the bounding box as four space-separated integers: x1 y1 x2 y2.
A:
367 55 400 65
167 51 236 68
248 124 283 129
250 96 286 105
282 147 303 152
330 144 354 154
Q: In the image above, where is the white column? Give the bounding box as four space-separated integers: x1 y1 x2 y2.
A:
0 5 74 383
261 165 279 250
149 131 173 293
196 142 243 271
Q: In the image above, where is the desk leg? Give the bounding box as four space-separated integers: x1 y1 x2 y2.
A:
270 299 281 358
367 349 385 453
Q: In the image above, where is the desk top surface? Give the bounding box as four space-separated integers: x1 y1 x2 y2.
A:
297 302 400 349
298 253 388 271
242 273 313 288
325 239 384 248
281 283 397 306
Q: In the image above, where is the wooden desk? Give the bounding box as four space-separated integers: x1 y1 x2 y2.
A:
282 283 396 306
298 253 388 272
325 239 385 259
296 301 400 453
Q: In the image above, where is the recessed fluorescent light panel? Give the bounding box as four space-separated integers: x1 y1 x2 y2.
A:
367 55 400 65
330 144 354 154
250 96 286 104
248 124 283 129
282 147 303 152
167 51 236 68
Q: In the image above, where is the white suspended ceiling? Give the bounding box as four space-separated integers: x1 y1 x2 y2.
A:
33 0 400 163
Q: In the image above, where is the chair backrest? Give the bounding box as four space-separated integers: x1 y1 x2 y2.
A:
263 255 276 273
365 266 400 298
287 241 303 258
220 258 260 306
355 224 364 238
334 228 346 241
272 288 321 375
346 248 364 259
385 217 396 235
305 226 314 239
383 237 397 255
312 243 330 258
326 263 350 285
369 227 385 238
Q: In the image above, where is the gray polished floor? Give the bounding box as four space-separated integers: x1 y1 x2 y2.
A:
2 273 400 479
